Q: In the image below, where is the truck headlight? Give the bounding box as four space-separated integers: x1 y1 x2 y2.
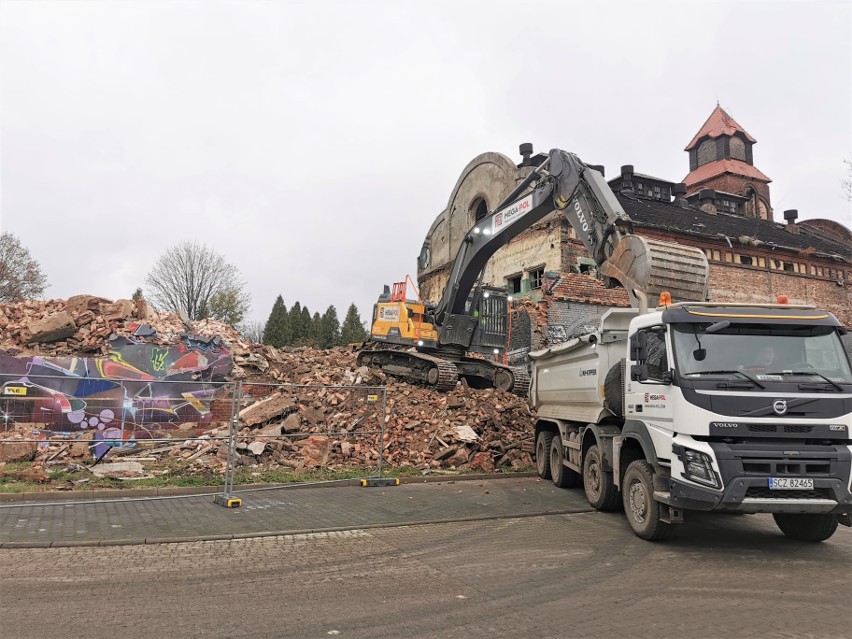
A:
680 448 720 489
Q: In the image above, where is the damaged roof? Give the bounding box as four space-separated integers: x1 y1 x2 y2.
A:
616 194 852 262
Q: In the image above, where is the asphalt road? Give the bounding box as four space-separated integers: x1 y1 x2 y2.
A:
2 509 850 639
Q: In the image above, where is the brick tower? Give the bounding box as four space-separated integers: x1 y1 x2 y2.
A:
683 104 773 220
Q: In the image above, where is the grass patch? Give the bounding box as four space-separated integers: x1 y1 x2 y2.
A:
0 461 530 494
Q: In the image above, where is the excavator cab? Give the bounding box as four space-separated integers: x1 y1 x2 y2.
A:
366 278 439 349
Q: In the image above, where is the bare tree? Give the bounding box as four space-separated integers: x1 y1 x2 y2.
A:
0 232 48 302
238 319 266 344
843 155 852 202
144 241 250 321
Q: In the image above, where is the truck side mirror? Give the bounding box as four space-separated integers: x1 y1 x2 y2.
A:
630 364 648 381
630 334 647 362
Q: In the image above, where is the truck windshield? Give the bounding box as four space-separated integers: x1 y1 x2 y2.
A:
671 323 852 384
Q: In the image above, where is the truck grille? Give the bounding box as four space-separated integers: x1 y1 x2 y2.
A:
742 459 832 476
746 424 814 434
745 487 833 500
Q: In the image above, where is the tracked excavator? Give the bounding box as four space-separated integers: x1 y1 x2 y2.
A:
357 146 710 395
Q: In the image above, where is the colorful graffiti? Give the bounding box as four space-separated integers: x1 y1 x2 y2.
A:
0 327 233 455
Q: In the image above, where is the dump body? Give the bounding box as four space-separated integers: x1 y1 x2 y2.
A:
529 308 637 424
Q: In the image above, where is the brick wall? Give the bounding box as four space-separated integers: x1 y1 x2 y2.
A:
707 262 852 325
687 172 771 219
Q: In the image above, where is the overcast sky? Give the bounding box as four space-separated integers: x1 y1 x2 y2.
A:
1 0 850 328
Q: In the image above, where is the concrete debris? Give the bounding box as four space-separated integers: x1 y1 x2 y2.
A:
246 441 267 456
89 461 145 478
238 393 296 427
0 440 38 463
26 312 77 344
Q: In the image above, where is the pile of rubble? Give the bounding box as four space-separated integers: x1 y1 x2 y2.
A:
0 296 536 484
2 351 535 480
0 294 243 357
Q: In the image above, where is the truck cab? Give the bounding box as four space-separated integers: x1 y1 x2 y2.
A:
530 300 852 541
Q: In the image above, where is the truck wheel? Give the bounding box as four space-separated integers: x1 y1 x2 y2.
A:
550 436 581 488
773 513 839 542
535 431 553 480
622 460 672 541
583 444 620 510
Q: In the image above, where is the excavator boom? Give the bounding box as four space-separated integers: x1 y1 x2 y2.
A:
360 146 710 395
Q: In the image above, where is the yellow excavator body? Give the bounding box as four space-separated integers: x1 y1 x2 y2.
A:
368 283 439 349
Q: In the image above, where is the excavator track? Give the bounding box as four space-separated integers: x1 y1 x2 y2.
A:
508 366 530 397
357 347 532 396
356 349 459 392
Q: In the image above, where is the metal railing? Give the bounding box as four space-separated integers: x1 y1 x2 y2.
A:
0 373 390 504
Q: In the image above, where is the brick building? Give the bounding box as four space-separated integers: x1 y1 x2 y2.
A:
416 106 852 358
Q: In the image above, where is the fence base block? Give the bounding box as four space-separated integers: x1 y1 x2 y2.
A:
213 494 243 508
361 478 400 487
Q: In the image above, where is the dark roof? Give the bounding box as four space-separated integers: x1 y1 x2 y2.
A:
685 189 748 201
608 173 672 186
617 194 852 262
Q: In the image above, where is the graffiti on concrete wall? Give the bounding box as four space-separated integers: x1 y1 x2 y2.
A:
0 329 232 454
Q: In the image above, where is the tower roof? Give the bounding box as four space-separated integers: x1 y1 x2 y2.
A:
685 104 756 151
683 159 770 188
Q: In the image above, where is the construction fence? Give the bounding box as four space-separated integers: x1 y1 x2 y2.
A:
0 373 392 498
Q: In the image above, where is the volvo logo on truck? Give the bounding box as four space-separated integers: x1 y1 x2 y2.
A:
773 400 788 416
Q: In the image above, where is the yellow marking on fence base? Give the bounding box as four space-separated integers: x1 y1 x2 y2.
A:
213 495 242 508
361 478 400 487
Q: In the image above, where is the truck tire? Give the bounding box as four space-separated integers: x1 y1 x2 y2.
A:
622 460 672 541
583 444 620 510
773 513 839 542
550 436 581 489
535 431 553 480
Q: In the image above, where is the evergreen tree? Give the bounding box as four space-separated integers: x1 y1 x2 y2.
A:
299 306 314 346
311 311 322 346
262 295 289 347
318 305 341 348
289 302 304 343
340 303 368 344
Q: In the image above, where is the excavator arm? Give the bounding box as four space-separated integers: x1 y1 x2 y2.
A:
434 148 709 351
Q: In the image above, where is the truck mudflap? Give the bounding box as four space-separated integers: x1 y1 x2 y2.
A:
661 476 852 515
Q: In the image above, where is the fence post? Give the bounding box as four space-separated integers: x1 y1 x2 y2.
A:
378 386 387 479
214 381 243 508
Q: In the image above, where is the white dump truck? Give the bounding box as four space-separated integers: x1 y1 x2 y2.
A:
530 300 852 541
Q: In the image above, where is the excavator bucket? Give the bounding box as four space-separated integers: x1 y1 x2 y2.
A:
600 235 709 307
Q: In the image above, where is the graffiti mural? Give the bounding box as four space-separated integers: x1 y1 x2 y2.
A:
0 326 233 453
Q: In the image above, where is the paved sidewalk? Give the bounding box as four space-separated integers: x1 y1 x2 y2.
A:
0 476 590 547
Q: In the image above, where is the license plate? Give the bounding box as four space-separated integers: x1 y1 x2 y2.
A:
769 477 814 490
